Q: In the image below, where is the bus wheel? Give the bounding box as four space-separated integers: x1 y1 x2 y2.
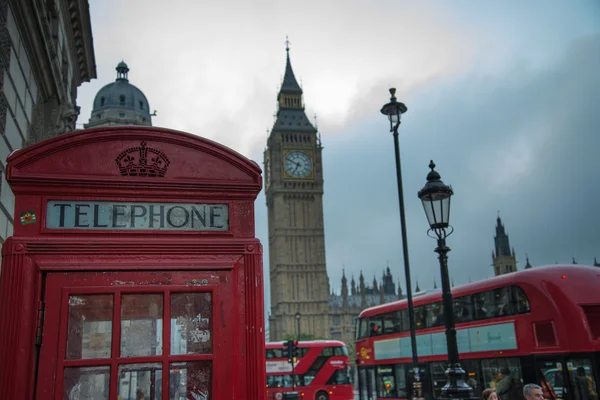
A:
315 391 329 400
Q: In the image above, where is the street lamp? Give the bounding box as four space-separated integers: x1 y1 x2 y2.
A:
380 88 421 394
418 161 472 399
295 312 301 341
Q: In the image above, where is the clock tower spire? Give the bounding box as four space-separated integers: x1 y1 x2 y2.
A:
265 41 328 341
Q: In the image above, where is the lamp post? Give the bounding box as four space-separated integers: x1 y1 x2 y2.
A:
380 88 421 394
417 161 472 399
295 312 301 341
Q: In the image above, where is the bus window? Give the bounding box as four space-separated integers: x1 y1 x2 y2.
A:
358 318 369 339
426 302 444 328
481 358 524 400
430 362 449 399
463 359 483 398
454 296 474 323
333 346 346 356
383 311 400 334
492 287 513 317
377 365 396 398
266 349 282 359
512 286 531 314
320 347 334 357
399 309 409 332
369 320 382 336
394 364 407 398
567 359 598 400
414 306 426 329
327 368 352 385
473 291 493 320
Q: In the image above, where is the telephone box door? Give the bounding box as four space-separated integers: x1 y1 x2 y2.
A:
36 270 233 400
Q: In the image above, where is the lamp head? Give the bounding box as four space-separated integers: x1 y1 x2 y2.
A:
418 160 453 231
380 88 407 131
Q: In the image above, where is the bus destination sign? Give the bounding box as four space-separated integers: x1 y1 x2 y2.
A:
46 201 229 231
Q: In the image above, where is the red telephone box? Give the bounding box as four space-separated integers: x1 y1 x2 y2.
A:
0 126 265 399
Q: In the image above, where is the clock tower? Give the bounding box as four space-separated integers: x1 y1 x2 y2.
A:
265 44 329 341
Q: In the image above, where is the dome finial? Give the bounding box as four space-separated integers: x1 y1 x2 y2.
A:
116 61 129 81
285 35 290 53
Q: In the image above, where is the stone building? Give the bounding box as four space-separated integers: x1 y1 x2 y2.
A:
265 43 330 341
328 267 403 353
84 61 153 128
0 0 96 248
265 44 405 344
492 216 518 276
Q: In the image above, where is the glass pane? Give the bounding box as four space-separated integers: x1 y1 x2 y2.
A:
539 360 564 400
473 291 494 320
481 358 524 400
66 295 113 360
568 359 598 400
118 363 162 400
377 365 396 398
169 361 212 400
394 364 407 399
454 296 474 323
63 366 110 400
431 362 448 399
512 286 531 314
170 293 212 355
382 312 399 334
121 294 163 357
463 359 483 399
492 287 514 317
426 302 444 328
414 306 426 329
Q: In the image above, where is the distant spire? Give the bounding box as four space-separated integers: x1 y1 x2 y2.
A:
279 36 302 95
433 279 438 289
451 278 455 288
572 256 578 265
415 280 421 292
595 257 600 267
524 254 532 269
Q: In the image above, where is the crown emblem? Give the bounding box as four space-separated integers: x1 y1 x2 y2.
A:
115 141 170 177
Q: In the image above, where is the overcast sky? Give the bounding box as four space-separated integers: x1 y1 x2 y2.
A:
77 1 600 317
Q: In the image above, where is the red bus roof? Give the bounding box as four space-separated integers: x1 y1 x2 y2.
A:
359 264 600 318
265 340 347 349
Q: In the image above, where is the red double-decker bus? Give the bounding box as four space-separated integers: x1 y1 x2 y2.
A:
355 265 600 400
266 340 355 400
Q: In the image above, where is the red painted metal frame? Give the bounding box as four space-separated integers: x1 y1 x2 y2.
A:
0 127 266 399
41 273 225 399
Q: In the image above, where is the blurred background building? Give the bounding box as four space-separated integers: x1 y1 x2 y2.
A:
84 61 154 128
0 0 96 251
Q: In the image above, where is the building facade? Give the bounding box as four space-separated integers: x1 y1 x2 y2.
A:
84 61 153 128
0 0 96 247
492 216 518 276
329 268 402 353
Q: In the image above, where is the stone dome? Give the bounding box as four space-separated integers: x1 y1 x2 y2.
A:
91 61 151 118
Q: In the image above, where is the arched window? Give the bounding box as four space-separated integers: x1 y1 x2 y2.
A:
119 95 125 105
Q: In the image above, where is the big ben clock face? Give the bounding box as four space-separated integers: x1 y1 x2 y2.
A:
284 151 312 178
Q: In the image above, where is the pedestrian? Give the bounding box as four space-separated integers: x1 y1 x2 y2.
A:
482 388 499 400
523 384 545 400
573 367 594 400
496 368 516 400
